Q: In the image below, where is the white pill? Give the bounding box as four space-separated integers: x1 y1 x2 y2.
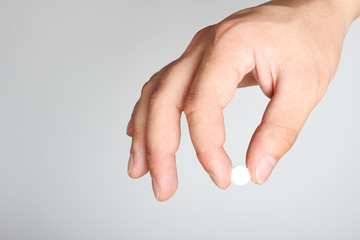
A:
231 165 250 186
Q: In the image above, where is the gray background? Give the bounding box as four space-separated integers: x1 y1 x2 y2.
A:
1 0 360 239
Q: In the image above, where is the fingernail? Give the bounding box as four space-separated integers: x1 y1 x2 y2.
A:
209 173 223 190
127 154 134 175
255 156 277 184
152 177 160 201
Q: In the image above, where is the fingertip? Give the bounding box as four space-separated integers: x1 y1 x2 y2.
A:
253 155 277 184
128 151 149 179
208 173 223 189
198 148 232 190
245 125 269 185
209 172 231 190
214 163 232 190
246 122 293 185
246 146 260 185
147 152 179 202
222 166 233 189
151 174 178 202
128 166 149 179
246 138 276 185
127 154 134 175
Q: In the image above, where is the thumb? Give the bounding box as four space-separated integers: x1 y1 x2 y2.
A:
246 79 318 184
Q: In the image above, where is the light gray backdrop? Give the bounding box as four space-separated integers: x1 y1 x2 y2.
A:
1 0 360 239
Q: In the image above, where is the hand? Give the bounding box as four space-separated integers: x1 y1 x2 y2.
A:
126 0 360 201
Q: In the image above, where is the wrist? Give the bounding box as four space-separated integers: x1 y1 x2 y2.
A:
328 0 360 26
268 0 359 37
344 0 360 21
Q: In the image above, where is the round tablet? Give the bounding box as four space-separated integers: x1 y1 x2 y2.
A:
231 165 250 186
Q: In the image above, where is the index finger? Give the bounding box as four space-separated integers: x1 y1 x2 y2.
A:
184 41 255 189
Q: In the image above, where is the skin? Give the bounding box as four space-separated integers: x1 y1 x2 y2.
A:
126 0 360 201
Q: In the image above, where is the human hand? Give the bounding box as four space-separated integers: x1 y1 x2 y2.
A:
126 0 360 201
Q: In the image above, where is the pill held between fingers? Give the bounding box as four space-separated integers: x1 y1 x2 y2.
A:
231 165 250 186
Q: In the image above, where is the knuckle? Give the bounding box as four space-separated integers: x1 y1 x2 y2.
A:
140 67 166 96
300 72 328 105
261 121 299 155
130 120 144 140
145 63 182 110
148 91 160 109
183 96 197 116
214 19 233 34
193 26 211 41
211 19 237 46
163 63 179 76
273 124 299 151
147 86 164 110
181 26 211 58
310 76 328 101
126 128 133 137
141 80 152 96
146 152 155 172
165 60 188 79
